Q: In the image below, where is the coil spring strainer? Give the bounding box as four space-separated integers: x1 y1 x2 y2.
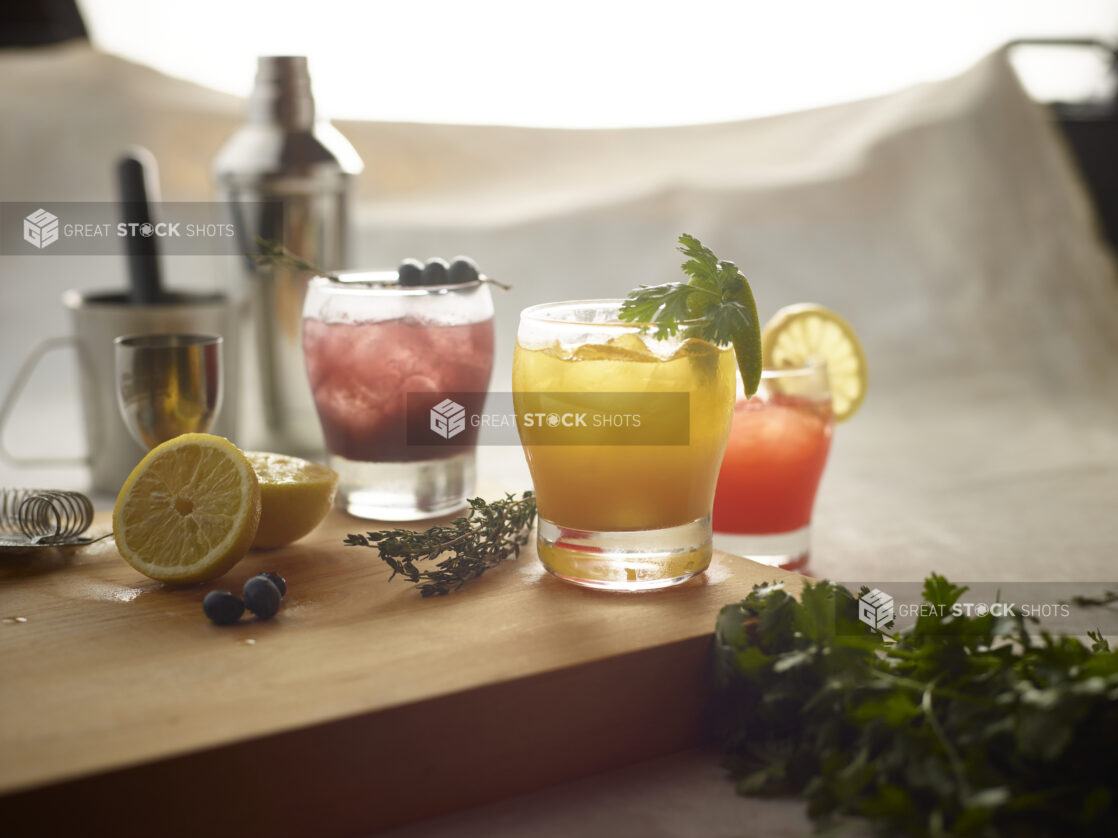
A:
0 489 96 546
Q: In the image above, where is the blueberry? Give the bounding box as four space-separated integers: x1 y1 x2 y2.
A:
243 576 282 620
203 590 244 625
257 571 287 597
421 257 449 286
397 258 424 286
447 256 479 285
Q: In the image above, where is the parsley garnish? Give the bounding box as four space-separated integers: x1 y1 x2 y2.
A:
713 574 1118 835
618 234 763 395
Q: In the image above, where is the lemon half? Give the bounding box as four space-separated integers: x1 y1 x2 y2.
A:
761 303 868 422
113 433 261 584
246 451 338 549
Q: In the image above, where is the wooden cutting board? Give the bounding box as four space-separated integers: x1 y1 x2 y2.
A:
0 509 806 837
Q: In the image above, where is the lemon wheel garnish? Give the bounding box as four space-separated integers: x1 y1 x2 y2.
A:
761 303 868 422
113 433 261 584
246 451 338 549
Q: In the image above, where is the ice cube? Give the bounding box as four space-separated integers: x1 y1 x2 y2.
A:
539 341 572 360
573 334 657 362
609 333 658 358
314 378 391 438
668 338 720 361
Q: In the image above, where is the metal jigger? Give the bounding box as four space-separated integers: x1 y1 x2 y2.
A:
114 334 224 450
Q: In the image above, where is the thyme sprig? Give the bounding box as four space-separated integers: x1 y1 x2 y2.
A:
1066 590 1118 609
344 492 537 596
251 238 339 279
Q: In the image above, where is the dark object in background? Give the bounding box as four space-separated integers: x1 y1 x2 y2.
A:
116 148 165 305
1010 39 1118 255
1057 107 1118 254
0 0 87 47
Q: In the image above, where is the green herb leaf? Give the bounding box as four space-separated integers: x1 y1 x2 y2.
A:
617 283 695 340
713 575 1118 836
344 492 536 596
619 234 763 395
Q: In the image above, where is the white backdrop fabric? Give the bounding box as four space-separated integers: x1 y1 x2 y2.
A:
2 42 1115 584
2 41 1117 835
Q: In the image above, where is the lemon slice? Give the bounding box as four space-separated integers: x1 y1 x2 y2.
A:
113 433 261 584
246 451 338 549
761 303 868 421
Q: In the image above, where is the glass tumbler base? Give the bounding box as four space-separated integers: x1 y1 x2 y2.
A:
330 451 474 521
537 516 712 592
712 525 810 570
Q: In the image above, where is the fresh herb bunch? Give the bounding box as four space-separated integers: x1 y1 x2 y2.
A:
344 492 537 597
713 574 1118 836
618 233 763 396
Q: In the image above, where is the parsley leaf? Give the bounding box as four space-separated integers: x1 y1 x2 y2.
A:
619 234 762 395
713 575 1118 836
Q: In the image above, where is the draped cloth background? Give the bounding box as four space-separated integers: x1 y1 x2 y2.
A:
2 41 1118 834
2 42 1115 585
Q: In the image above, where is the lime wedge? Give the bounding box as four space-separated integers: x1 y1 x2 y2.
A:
728 280 763 398
620 234 764 396
683 264 762 397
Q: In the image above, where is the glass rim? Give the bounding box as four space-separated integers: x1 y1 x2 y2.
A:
309 272 487 296
114 332 223 349
520 304 830 375
520 298 666 329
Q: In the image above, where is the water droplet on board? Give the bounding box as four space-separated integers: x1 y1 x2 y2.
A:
2 616 29 624
243 638 256 646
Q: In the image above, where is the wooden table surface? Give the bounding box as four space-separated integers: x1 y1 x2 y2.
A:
0 508 805 836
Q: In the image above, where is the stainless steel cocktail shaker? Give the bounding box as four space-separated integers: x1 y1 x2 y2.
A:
214 56 363 456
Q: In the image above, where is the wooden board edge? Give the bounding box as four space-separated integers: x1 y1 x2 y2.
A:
0 633 721 836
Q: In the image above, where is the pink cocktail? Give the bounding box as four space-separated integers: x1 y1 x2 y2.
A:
304 318 493 461
302 273 494 520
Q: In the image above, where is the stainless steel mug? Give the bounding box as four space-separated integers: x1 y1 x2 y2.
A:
0 290 241 494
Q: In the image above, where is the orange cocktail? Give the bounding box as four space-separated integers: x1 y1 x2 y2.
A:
513 300 735 591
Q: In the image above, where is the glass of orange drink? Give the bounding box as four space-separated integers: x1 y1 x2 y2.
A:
513 300 736 591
